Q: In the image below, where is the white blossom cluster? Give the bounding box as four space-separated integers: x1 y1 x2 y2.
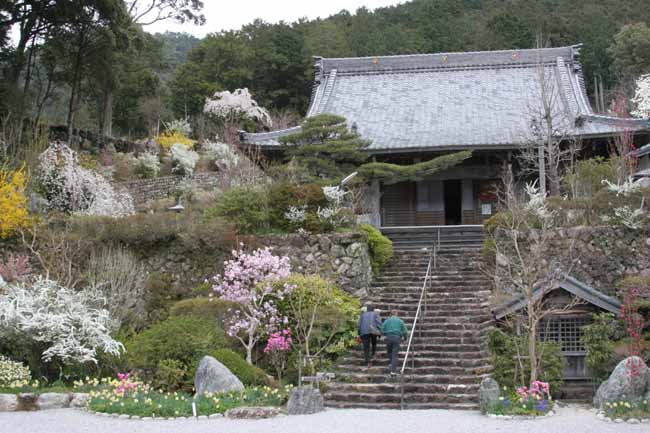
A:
602 177 641 196
203 88 272 127
202 140 240 170
135 152 161 178
631 74 650 119
524 182 555 221
0 277 123 364
284 205 307 225
317 185 350 227
612 205 646 229
170 143 200 176
36 142 134 217
163 118 192 136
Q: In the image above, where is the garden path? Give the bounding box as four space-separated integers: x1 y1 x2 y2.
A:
0 405 645 433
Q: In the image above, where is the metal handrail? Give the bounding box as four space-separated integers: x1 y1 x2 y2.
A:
399 231 439 409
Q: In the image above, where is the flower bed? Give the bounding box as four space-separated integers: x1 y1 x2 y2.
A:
599 399 650 422
488 382 554 417
87 374 291 418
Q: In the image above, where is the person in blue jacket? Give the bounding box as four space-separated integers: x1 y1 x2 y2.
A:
358 303 382 369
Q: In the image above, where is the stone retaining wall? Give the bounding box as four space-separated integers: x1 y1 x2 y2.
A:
498 226 650 297
256 232 372 298
118 173 224 205
141 232 372 298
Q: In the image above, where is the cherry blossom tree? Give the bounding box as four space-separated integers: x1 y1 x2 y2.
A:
36 142 134 217
203 88 272 127
211 246 292 364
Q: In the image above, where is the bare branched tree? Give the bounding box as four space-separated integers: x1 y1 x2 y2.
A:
86 246 147 329
487 167 581 384
20 222 88 289
127 0 205 26
609 93 638 183
519 35 580 196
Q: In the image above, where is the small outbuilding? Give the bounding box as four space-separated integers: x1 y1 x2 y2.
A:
493 276 621 398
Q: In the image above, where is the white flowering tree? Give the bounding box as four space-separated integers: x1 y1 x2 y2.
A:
0 277 123 364
203 88 272 127
202 140 241 171
170 143 199 176
134 152 161 179
601 177 647 229
631 74 650 119
36 142 134 217
211 247 292 364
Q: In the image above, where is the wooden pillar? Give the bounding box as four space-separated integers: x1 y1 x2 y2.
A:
461 179 474 224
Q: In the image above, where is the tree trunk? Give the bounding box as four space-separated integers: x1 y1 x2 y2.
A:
67 33 86 142
528 303 538 385
102 86 113 137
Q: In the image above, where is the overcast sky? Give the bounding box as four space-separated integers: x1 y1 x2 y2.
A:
146 0 404 37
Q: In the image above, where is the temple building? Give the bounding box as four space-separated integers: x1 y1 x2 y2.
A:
242 45 649 227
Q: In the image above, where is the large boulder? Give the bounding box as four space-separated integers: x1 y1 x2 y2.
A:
225 406 281 419
194 356 244 396
70 393 89 408
287 386 324 415
36 393 71 410
594 356 650 408
479 377 500 414
0 394 18 412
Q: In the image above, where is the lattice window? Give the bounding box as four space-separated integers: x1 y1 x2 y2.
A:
538 316 590 353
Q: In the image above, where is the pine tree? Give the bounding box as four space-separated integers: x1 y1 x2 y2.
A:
280 114 369 183
281 113 472 185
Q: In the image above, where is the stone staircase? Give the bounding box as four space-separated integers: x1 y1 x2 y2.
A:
324 235 493 410
381 226 485 250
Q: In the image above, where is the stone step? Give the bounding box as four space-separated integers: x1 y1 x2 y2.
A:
324 390 480 405
324 400 478 410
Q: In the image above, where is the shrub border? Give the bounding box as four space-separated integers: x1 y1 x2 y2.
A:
485 410 556 420
82 406 285 420
596 410 650 424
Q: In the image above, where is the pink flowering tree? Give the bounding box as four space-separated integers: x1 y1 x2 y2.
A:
212 246 292 364
264 329 292 380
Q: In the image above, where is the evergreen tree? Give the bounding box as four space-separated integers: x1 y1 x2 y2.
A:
280 114 369 183
281 114 472 185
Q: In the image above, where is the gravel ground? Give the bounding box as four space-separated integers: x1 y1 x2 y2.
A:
1 405 645 433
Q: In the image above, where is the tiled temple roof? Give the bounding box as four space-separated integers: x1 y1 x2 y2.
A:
242 45 649 153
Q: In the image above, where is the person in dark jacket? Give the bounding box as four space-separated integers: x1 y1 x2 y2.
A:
381 309 408 376
358 303 382 369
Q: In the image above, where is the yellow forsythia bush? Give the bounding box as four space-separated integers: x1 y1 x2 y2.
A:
0 166 30 238
156 131 195 152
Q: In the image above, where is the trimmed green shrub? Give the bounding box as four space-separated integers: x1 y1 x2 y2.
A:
205 186 269 234
359 224 393 275
582 313 618 383
277 274 360 375
125 315 227 389
169 297 236 328
487 328 565 394
212 349 271 386
153 359 189 392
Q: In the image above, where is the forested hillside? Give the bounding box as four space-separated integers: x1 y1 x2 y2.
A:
2 0 650 141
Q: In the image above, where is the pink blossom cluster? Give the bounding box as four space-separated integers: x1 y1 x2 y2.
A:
264 329 292 354
211 246 293 360
115 373 138 396
0 254 32 283
516 380 550 400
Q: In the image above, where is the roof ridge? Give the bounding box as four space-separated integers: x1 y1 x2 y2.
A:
317 46 579 75
316 45 581 62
